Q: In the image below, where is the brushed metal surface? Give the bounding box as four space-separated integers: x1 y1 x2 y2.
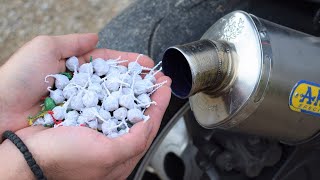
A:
190 11 264 129
163 10 320 143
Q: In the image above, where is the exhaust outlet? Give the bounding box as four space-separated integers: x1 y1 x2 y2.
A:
162 11 320 144
162 39 234 99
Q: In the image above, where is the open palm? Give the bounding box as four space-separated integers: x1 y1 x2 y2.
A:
0 33 171 139
16 69 171 179
0 34 98 135
0 33 172 179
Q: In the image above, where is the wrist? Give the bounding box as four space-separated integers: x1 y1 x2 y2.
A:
22 134 56 179
0 139 35 180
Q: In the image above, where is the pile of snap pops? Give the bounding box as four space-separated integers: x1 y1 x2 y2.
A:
29 55 165 138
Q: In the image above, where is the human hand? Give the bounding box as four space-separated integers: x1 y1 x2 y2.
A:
0 45 172 179
0 34 98 135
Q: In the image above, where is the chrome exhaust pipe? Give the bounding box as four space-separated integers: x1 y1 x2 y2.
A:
162 39 234 99
162 11 320 144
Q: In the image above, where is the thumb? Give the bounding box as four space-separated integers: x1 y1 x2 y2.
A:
52 33 98 58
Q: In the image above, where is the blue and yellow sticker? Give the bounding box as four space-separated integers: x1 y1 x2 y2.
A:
289 80 320 117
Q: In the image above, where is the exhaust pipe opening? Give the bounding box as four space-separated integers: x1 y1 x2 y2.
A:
162 39 232 99
162 48 193 99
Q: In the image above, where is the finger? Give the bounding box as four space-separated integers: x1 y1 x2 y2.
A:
105 121 156 179
106 76 171 165
148 76 172 114
104 119 153 167
161 75 172 87
144 76 172 138
154 71 164 80
142 67 164 79
140 69 163 79
109 80 172 178
105 79 173 176
79 49 154 68
52 33 98 58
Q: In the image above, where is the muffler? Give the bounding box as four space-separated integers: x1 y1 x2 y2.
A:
162 11 320 144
